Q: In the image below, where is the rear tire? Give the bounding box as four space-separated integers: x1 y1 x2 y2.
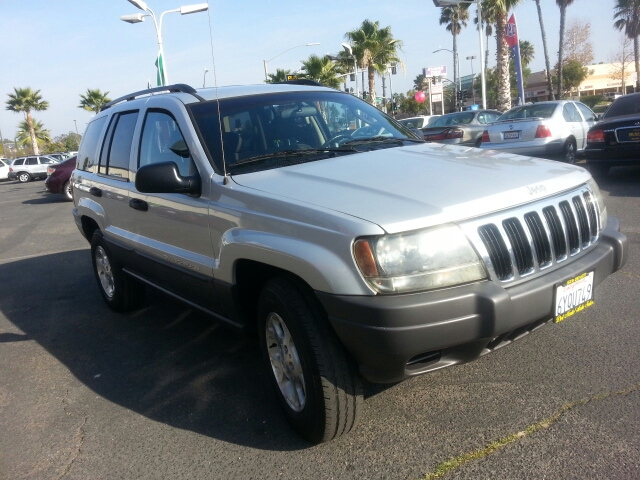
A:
90 231 144 312
562 139 576 164
17 172 31 183
257 277 363 444
62 180 73 201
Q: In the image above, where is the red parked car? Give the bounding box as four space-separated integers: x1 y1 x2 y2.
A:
45 156 76 201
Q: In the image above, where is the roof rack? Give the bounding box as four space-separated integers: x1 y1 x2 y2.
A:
100 83 206 111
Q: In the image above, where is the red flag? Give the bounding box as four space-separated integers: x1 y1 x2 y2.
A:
505 14 518 49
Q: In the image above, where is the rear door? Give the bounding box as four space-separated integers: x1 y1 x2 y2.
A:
563 102 586 149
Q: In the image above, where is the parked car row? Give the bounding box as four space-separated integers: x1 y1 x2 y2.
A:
413 94 640 178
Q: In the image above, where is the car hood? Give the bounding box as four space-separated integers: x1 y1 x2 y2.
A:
232 143 592 234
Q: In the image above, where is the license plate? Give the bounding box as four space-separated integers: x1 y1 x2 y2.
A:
616 126 640 143
503 131 520 139
554 271 595 323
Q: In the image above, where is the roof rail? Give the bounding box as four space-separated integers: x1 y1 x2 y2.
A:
276 79 325 87
100 83 206 111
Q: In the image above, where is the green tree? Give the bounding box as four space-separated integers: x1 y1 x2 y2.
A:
78 89 111 114
300 55 342 89
534 0 555 99
413 74 426 91
16 119 51 152
5 87 49 155
439 4 470 91
614 0 640 92
556 0 576 98
265 68 293 84
345 19 403 105
553 59 590 95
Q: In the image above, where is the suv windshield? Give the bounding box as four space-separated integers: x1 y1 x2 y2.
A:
188 90 417 174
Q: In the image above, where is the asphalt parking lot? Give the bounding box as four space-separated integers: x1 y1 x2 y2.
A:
1 168 639 480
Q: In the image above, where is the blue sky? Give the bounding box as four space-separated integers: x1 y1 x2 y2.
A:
0 0 621 142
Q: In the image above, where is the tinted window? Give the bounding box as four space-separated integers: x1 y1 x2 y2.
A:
78 116 107 172
603 94 640 119
139 110 197 177
26 157 38 165
100 111 138 178
13 158 24 166
39 156 57 164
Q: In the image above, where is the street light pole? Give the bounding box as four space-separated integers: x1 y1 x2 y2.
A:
121 1 209 87
73 120 79 135
263 43 320 81
466 55 476 104
203 68 209 88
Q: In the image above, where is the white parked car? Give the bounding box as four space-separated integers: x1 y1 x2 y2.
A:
479 100 598 163
0 158 10 181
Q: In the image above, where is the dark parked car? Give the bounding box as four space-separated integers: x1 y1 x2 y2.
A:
585 92 640 177
45 156 76 201
421 109 501 147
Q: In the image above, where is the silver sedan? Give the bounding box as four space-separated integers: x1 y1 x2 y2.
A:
479 100 598 163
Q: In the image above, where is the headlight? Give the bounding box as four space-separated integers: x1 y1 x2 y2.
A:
586 178 607 231
353 225 487 294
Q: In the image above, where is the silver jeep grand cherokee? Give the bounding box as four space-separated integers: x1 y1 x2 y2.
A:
71 82 627 444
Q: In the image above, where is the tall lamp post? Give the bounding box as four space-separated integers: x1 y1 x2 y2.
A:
341 43 358 97
433 47 460 111
263 43 320 81
466 55 476 104
121 1 209 87
432 0 486 109
73 120 79 135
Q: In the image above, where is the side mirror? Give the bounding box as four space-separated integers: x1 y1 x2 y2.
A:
135 161 200 195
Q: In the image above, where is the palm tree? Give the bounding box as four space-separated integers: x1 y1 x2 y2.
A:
5 87 49 155
534 0 555 99
265 69 293 84
486 0 524 111
345 19 403 105
16 119 51 151
300 55 342 89
556 0 576 98
614 0 640 92
79 89 111 114
518 40 535 66
439 4 470 93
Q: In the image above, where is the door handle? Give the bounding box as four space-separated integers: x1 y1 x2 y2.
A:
129 198 148 212
89 187 102 197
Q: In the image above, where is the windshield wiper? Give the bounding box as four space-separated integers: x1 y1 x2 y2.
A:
341 136 423 146
230 147 357 168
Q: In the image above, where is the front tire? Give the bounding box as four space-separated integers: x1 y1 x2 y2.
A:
257 277 363 444
17 172 31 183
90 231 144 312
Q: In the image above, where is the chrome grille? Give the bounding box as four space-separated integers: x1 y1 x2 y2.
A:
463 186 601 283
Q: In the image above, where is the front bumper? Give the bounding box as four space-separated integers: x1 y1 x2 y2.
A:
316 219 627 383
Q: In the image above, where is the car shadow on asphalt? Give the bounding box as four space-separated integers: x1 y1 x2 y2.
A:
0 249 335 451
590 164 640 197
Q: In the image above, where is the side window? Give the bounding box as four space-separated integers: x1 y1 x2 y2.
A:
13 158 24 166
99 111 138 178
139 110 196 177
77 116 107 172
576 103 595 123
39 156 56 164
26 157 38 165
563 103 581 123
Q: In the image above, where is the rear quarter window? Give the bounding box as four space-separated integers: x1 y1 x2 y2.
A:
77 116 108 172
